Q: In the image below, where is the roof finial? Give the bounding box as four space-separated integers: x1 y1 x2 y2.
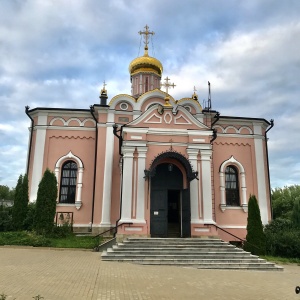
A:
161 76 176 94
161 76 176 107
139 25 154 54
101 80 107 95
192 86 198 101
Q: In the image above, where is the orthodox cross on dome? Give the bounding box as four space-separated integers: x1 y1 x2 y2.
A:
161 76 176 94
192 85 198 101
139 25 155 50
101 80 107 95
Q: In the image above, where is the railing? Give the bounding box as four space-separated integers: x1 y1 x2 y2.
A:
92 222 133 239
205 223 260 251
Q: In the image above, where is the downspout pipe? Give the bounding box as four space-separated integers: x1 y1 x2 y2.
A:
265 119 274 220
89 105 98 232
25 106 34 176
211 111 220 127
112 124 125 236
210 112 220 144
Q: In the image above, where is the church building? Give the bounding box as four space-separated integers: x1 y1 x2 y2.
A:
25 26 273 241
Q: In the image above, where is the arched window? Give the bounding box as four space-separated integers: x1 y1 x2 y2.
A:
225 165 239 206
145 77 149 92
59 160 77 204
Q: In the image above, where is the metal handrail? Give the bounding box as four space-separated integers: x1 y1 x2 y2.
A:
205 223 260 251
92 222 133 239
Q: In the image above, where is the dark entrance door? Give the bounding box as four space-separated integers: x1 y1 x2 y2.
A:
150 163 191 237
168 189 181 237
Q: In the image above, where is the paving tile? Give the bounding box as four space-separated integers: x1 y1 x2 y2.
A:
0 247 299 300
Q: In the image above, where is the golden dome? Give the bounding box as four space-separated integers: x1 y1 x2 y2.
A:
129 48 163 77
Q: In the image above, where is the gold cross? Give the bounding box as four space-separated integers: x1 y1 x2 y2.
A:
161 76 176 94
193 86 197 92
139 25 155 49
103 80 107 89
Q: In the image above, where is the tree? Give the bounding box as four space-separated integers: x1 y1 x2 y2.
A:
0 185 10 200
272 185 300 219
34 169 58 235
11 174 29 230
244 195 266 255
0 185 15 200
291 196 300 229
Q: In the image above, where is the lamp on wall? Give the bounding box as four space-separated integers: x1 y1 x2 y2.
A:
168 163 173 172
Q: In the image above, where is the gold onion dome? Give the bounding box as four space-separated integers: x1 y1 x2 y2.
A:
129 47 163 77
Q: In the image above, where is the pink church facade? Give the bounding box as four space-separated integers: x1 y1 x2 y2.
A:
25 27 273 242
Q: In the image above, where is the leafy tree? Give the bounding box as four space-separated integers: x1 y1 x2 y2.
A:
0 205 13 231
291 196 300 229
272 185 300 219
34 169 58 235
0 185 15 200
244 195 266 255
0 185 10 200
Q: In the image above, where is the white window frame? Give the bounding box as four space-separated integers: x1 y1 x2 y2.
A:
219 156 247 212
55 151 84 210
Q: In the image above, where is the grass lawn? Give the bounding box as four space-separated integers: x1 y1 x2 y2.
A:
0 231 101 249
262 255 300 265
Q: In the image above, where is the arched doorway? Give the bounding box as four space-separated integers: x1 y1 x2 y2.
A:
150 163 191 238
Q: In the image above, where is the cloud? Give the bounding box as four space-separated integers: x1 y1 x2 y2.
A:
0 0 299 188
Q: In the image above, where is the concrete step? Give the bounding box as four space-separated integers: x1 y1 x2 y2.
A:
106 250 251 256
101 238 283 271
103 253 254 259
113 246 242 252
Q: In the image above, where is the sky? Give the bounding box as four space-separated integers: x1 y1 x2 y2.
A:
0 0 299 189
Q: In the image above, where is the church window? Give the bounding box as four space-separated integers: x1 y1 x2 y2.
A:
145 77 149 92
225 165 239 206
184 106 191 112
59 160 77 204
120 102 128 110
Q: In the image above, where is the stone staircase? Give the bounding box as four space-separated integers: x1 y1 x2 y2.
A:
101 238 283 271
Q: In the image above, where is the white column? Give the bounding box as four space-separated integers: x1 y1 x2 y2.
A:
253 125 269 224
75 167 83 210
119 147 135 222
136 147 148 223
219 172 226 210
30 114 47 202
187 149 200 223
139 74 143 95
200 149 214 223
100 114 115 227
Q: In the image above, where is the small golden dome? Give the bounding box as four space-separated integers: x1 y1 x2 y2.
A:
129 48 163 77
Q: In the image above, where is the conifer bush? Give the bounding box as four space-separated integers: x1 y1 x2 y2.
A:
12 175 28 230
34 169 58 235
244 195 266 255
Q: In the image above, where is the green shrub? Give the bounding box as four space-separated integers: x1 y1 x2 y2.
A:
34 169 57 235
244 195 266 255
0 205 13 232
12 174 29 231
50 223 73 238
265 218 300 258
0 231 51 247
265 229 300 258
23 203 36 231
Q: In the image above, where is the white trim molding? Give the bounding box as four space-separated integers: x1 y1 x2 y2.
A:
219 156 247 213
55 151 84 210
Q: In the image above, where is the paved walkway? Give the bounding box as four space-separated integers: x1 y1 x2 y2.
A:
0 247 299 300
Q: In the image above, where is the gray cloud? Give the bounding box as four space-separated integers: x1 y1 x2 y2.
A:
0 0 299 188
